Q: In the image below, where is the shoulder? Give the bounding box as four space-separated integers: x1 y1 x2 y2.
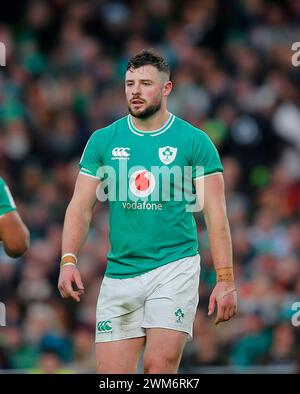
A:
174 116 214 145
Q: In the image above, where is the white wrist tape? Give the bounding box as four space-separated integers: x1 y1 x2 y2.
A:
60 262 76 268
61 253 78 262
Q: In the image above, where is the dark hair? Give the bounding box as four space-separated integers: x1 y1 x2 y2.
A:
127 49 170 78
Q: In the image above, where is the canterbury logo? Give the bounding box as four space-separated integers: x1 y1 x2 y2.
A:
112 147 130 159
97 320 112 332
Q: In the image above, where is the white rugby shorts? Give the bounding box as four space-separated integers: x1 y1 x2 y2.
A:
95 254 201 343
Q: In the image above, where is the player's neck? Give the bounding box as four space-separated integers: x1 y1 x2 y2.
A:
131 110 171 132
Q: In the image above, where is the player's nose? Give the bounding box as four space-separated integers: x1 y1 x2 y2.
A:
132 85 142 96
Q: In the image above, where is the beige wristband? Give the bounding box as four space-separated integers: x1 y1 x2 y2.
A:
60 253 77 268
216 267 234 282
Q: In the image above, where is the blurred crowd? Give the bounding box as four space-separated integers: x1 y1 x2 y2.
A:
0 0 300 373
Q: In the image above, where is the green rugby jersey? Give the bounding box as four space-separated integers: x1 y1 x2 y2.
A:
0 177 16 216
79 113 223 278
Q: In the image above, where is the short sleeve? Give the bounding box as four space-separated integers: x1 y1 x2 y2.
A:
78 132 103 179
0 177 17 216
191 131 223 179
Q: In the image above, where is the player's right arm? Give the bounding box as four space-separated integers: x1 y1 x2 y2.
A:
58 173 100 302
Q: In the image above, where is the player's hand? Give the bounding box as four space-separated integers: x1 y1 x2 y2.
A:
58 265 85 302
208 282 237 325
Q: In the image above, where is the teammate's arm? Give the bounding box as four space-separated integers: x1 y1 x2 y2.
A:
0 211 30 257
195 173 237 325
58 173 100 302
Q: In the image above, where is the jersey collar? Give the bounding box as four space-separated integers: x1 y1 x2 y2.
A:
127 113 175 137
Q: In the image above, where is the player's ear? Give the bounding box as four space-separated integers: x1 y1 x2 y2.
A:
163 80 173 97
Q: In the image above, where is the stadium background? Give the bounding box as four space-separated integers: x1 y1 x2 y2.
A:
0 0 300 373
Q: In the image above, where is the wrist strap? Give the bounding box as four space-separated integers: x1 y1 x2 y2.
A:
61 253 77 261
60 253 77 268
216 266 234 282
61 262 76 268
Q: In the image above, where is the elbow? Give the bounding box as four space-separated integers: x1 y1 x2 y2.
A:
5 228 30 258
67 201 92 223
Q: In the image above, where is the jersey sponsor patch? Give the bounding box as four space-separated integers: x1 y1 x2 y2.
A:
129 170 155 198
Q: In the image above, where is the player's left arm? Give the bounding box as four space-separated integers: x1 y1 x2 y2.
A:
194 173 237 325
0 211 30 258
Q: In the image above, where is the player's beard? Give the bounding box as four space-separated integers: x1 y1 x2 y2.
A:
128 100 162 119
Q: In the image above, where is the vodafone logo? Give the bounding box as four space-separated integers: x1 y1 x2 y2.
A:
129 170 155 198
112 147 130 159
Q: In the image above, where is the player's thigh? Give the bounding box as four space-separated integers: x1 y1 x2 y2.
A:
96 336 145 373
142 255 201 339
143 328 188 373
